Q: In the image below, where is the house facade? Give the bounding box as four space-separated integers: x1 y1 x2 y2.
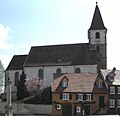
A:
101 69 120 115
6 3 107 101
51 73 108 116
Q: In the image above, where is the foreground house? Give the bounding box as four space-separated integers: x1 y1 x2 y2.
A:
51 73 108 116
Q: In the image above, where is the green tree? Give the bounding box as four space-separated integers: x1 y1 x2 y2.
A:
17 70 28 100
24 86 52 104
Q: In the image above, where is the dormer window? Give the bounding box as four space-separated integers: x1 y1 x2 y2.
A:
97 82 103 88
61 76 69 88
96 32 100 38
62 81 68 88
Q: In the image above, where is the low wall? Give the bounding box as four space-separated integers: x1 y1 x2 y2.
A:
0 102 52 115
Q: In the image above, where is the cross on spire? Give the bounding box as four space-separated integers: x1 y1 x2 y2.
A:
96 1 98 5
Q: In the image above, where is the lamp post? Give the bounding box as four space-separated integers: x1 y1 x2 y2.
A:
5 72 13 116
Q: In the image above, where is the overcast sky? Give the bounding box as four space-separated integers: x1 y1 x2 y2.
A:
0 0 120 70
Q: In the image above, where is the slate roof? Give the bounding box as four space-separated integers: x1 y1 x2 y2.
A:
101 69 120 85
89 4 107 30
24 43 98 67
6 55 27 70
51 73 98 93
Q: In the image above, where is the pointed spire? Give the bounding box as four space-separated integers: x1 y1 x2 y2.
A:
89 3 107 30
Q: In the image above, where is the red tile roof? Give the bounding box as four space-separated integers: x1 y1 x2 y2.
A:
52 73 98 93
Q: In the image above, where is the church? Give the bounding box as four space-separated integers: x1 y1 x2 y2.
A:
6 3 107 100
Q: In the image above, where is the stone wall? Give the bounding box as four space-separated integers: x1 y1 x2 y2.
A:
0 102 52 115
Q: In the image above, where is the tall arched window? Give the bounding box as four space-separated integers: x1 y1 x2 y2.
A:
96 32 100 39
15 72 19 86
38 69 44 80
56 68 62 74
75 67 81 73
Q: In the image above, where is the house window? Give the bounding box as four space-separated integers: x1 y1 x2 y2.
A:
76 107 81 113
109 99 115 108
38 69 44 80
77 94 83 101
56 104 61 110
109 86 115 94
15 72 19 86
62 93 69 100
62 81 68 88
97 82 103 88
117 100 120 108
96 32 100 38
75 67 81 73
117 87 120 94
56 68 62 74
86 94 92 101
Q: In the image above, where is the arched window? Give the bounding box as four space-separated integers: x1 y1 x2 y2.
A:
96 32 100 38
38 69 44 80
56 68 62 74
15 72 19 86
75 67 81 73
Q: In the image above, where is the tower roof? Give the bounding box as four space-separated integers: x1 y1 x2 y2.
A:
89 4 107 30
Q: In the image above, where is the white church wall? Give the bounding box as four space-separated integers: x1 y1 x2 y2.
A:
78 65 97 73
44 66 74 86
24 67 41 78
5 70 22 101
7 70 22 92
24 65 97 86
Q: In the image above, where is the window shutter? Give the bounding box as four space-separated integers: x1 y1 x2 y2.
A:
76 94 78 100
91 94 93 100
55 104 57 109
83 94 86 100
69 93 72 100
60 93 62 99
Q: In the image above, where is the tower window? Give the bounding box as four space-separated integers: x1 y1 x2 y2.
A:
96 32 100 38
38 69 44 80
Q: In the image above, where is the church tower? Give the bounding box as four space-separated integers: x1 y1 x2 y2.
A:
88 3 107 69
